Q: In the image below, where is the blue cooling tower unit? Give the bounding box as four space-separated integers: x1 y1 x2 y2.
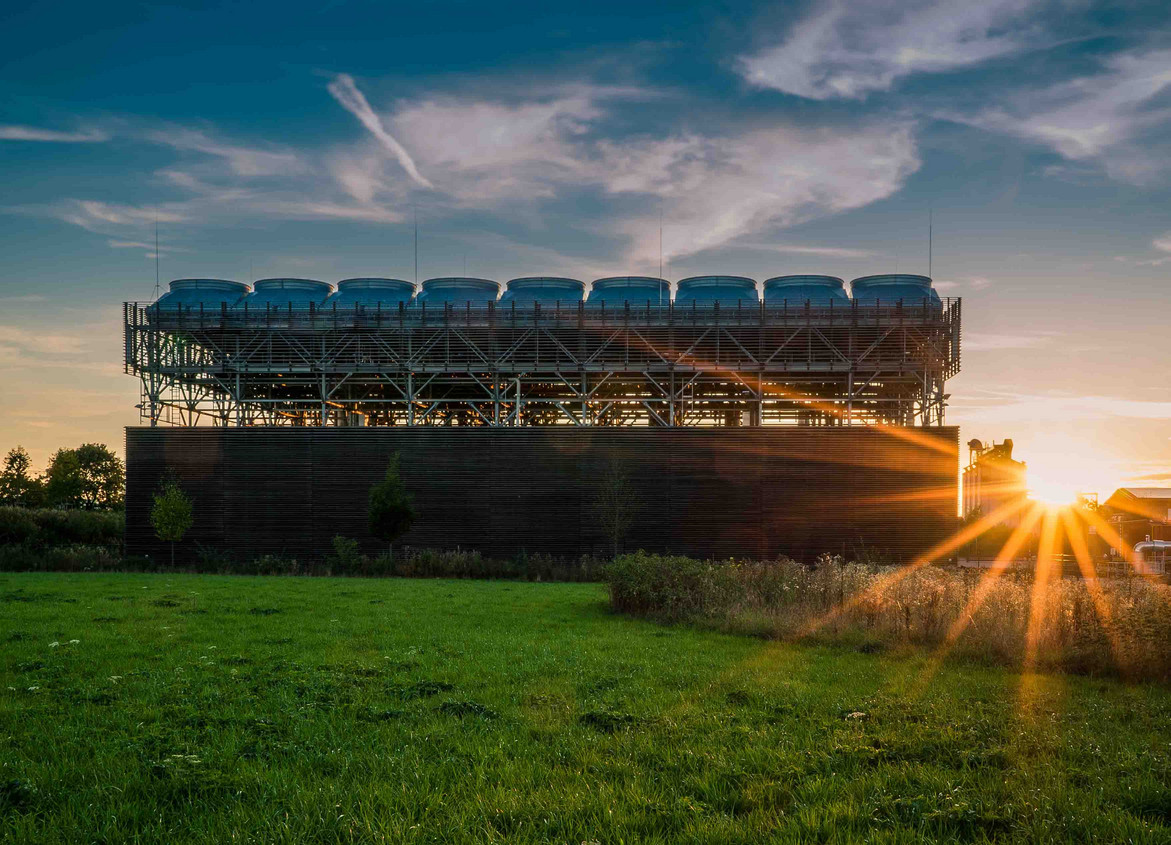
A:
416 277 500 305
763 275 849 306
329 278 415 308
850 274 941 306
500 277 585 305
586 276 670 307
675 275 759 306
239 278 333 309
153 279 250 311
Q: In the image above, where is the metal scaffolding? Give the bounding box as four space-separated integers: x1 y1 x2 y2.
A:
123 298 961 428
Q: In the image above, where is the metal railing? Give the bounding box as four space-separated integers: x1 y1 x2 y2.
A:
128 297 958 331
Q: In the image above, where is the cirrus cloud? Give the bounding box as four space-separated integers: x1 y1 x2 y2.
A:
738 0 1044 100
0 125 109 143
332 76 920 264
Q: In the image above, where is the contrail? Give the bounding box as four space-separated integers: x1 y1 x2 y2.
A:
327 73 433 189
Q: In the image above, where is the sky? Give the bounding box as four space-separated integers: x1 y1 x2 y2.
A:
1 0 1169 500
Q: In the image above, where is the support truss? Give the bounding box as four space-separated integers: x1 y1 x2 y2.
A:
123 298 961 427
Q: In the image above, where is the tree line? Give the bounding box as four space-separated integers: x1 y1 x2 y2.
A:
0 444 125 510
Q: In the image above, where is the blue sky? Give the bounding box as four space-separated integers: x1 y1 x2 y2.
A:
1 0 1169 496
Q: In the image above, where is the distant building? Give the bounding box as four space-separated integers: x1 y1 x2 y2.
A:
1103 488 1171 547
963 439 1028 524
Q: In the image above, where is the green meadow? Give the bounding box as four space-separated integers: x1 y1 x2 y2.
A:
2 573 1170 843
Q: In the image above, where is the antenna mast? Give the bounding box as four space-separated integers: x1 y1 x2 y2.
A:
928 208 933 279
413 203 418 286
154 220 160 300
658 201 663 306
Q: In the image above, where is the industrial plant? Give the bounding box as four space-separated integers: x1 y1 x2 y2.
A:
963 439 1028 524
126 273 958 428
122 273 962 562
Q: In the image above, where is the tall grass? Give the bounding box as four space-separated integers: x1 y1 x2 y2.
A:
607 551 1171 681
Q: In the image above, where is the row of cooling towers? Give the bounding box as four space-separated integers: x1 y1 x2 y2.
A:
153 273 943 311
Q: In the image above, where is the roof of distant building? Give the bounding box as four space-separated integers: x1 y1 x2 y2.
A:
1114 488 1171 499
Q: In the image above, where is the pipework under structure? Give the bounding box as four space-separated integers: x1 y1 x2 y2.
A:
123 274 961 428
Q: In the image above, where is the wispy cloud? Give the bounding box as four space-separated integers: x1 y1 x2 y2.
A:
367 87 919 264
736 3 1171 186
0 325 86 357
1114 231 1171 266
738 0 1043 100
934 276 994 291
327 74 433 188
386 89 604 200
145 127 301 177
736 242 876 258
951 49 1171 183
955 389 1171 425
107 239 191 255
11 71 915 268
252 200 403 223
57 200 186 234
0 125 108 143
963 331 1058 351
608 125 919 264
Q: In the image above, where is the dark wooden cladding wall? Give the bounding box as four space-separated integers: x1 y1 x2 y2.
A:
125 426 959 564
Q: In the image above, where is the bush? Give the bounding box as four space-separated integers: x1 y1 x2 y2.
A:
0 507 123 551
607 551 715 618
0 543 124 573
0 510 607 582
326 536 365 575
0 508 39 546
605 551 1171 682
389 547 606 582
249 555 307 577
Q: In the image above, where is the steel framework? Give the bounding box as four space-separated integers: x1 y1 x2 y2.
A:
123 298 961 427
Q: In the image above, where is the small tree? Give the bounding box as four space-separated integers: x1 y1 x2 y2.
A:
0 446 43 507
151 475 194 567
368 453 415 556
595 456 637 559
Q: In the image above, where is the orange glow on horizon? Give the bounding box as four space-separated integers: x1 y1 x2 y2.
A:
1022 444 1122 507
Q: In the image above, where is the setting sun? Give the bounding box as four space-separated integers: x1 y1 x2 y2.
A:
1028 475 1081 507
1024 444 1120 508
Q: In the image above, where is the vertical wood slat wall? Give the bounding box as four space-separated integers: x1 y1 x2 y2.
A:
125 426 959 565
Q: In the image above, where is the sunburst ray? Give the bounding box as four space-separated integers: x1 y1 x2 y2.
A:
912 503 1046 693
1060 508 1125 668
799 497 1032 637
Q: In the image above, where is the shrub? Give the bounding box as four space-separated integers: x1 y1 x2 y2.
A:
326 536 365 575
250 555 305 577
381 547 606 582
0 507 123 551
0 508 39 546
0 543 123 573
607 550 715 618
194 544 237 573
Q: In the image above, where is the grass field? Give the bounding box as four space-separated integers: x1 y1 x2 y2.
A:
2 573 1170 843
